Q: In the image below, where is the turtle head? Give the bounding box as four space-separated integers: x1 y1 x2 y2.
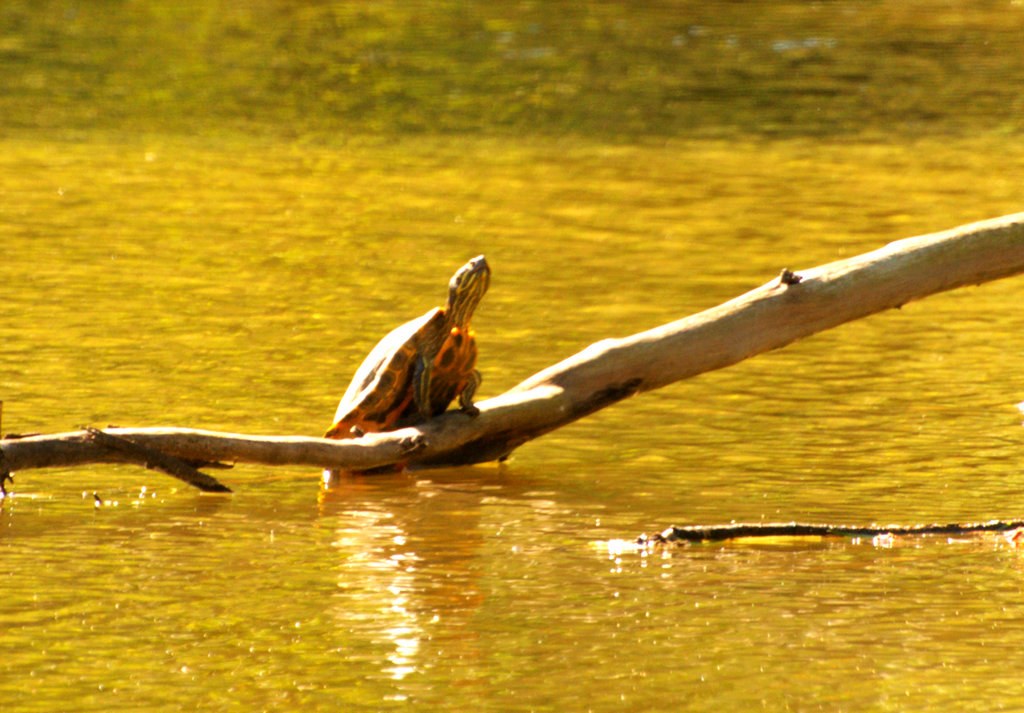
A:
446 254 490 328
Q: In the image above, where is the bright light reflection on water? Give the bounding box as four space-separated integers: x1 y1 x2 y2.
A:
330 507 426 682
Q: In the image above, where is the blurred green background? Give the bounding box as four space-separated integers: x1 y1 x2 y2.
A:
3 0 1023 140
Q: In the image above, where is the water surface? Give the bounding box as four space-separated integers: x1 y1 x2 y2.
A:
3 1 1024 711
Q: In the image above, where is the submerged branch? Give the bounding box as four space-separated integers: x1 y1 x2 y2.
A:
2 212 1024 489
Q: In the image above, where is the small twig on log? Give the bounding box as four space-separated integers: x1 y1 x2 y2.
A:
84 427 232 493
779 268 803 285
638 519 1024 545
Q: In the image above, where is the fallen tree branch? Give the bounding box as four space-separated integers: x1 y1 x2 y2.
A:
1 212 1023 487
637 519 1024 545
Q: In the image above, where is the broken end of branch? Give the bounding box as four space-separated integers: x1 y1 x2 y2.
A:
85 427 232 493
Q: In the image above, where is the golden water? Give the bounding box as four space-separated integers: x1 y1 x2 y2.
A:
3 1 1024 711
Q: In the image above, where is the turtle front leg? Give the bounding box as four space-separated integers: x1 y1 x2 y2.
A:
459 369 482 417
412 355 434 420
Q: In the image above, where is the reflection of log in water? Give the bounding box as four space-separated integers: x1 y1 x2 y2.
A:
638 520 1024 546
2 212 1024 488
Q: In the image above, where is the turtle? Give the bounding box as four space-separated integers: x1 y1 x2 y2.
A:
324 254 490 440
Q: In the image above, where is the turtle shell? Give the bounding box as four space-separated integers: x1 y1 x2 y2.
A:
324 308 444 439
324 255 488 442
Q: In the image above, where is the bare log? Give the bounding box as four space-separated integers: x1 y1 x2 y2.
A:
1 212 1023 486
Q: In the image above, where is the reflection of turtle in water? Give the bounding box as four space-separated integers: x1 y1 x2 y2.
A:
324 255 490 440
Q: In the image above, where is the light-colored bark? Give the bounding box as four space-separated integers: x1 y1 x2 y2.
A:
3 212 1024 486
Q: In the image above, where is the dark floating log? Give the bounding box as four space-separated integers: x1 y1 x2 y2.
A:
639 519 1024 545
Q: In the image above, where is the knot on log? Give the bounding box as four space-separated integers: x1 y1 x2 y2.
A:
399 434 427 456
779 268 803 286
